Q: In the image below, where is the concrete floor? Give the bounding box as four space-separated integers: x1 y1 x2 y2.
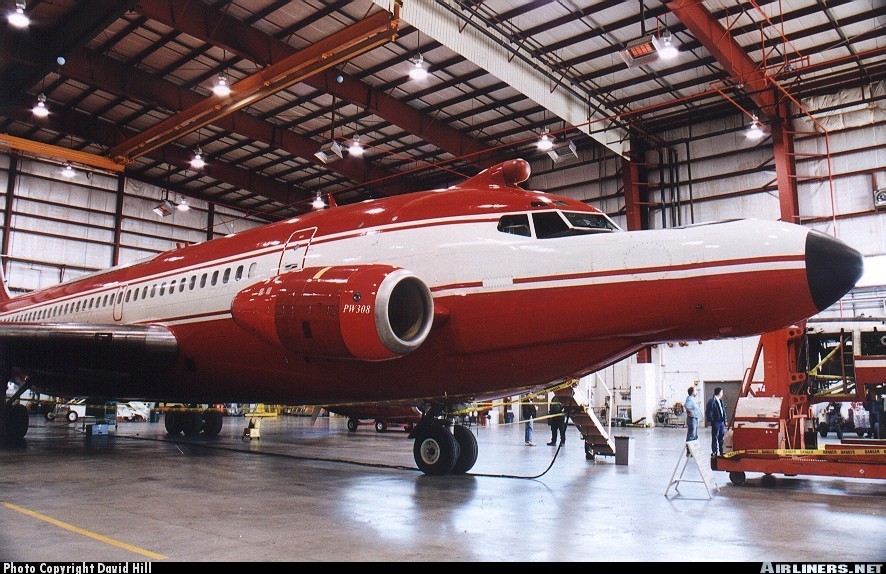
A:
0 414 884 562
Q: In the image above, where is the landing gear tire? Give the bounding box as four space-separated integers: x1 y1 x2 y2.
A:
347 418 358 432
729 471 746 486
375 420 387 433
44 412 55 422
203 410 223 437
413 424 460 476
165 411 184 435
182 411 204 437
761 473 776 487
451 424 478 474
7 404 29 439
66 410 78 423
818 422 828 438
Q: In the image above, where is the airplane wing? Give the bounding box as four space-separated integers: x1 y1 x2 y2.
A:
0 323 178 396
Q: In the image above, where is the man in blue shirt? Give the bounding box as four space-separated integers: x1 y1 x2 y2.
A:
684 386 700 442
706 387 728 456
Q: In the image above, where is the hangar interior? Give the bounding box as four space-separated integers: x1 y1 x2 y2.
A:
1 0 884 563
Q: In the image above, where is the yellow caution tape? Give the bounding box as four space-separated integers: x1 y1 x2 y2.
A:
723 447 886 458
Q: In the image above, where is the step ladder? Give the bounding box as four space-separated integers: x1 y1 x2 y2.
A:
553 386 615 459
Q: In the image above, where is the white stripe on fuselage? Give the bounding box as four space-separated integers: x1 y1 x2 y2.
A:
0 216 805 329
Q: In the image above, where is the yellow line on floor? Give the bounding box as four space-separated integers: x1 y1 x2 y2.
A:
2 501 167 560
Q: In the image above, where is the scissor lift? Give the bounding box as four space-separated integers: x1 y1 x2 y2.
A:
712 322 886 485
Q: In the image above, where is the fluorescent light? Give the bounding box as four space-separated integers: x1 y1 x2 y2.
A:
537 130 554 151
8 1 29 28
212 74 231 97
152 200 175 218
314 141 343 164
32 93 48 117
409 55 428 80
190 147 205 169
61 163 75 178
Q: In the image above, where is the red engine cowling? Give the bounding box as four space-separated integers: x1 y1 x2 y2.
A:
231 265 434 361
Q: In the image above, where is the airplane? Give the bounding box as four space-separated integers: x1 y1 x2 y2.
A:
0 158 864 475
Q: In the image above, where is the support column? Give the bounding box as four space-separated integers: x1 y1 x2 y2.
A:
771 104 800 223
621 144 644 232
2 156 18 277
206 203 215 242
111 173 125 266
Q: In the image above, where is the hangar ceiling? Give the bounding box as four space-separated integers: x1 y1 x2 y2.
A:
0 0 883 221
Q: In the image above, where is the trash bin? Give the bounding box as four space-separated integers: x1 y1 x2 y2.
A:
614 436 634 466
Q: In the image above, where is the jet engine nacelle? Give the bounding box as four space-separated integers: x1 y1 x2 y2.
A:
231 265 434 361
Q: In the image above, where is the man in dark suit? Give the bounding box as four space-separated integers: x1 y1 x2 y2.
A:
706 387 728 456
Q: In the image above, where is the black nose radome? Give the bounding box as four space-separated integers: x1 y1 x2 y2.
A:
805 230 864 311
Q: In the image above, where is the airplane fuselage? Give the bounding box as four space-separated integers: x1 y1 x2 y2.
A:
0 166 862 408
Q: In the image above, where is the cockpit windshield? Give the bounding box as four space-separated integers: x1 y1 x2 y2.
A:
562 211 619 232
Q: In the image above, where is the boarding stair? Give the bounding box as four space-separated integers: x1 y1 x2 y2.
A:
552 385 615 459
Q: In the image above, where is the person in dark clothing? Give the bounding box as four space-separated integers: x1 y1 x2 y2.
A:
706 387 728 456
547 396 567 446
521 395 537 446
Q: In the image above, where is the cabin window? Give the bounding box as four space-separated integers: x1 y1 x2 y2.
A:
248 262 257 279
179 279 185 293
117 291 124 304
189 276 196 290
125 291 131 303
497 214 531 237
235 265 244 281
142 286 148 299
159 282 166 296
102 294 108 306
75 301 81 312
200 273 207 288
532 212 570 239
211 270 219 287
222 268 231 284
150 284 156 298
169 279 177 295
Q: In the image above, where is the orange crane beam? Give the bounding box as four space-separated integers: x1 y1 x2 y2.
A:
108 6 400 164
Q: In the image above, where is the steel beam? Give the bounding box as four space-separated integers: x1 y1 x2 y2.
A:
108 8 399 163
0 0 139 115
771 104 799 223
63 49 407 196
666 0 776 118
377 0 630 158
134 0 495 167
7 107 308 213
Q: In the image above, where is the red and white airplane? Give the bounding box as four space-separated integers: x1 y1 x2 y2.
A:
0 159 864 474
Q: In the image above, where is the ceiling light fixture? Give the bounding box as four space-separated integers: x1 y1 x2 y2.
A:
409 54 428 81
536 129 554 152
32 93 48 117
348 135 364 157
547 140 579 164
212 73 231 97
653 30 679 60
311 193 326 210
746 114 766 140
177 196 189 212
190 147 205 169
314 141 343 164
152 199 175 218
8 0 29 28
61 163 76 178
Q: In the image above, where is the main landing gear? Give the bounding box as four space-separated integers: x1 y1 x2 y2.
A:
411 407 478 476
164 406 224 438
2 375 34 442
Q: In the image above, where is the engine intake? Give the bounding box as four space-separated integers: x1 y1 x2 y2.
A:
231 265 434 361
